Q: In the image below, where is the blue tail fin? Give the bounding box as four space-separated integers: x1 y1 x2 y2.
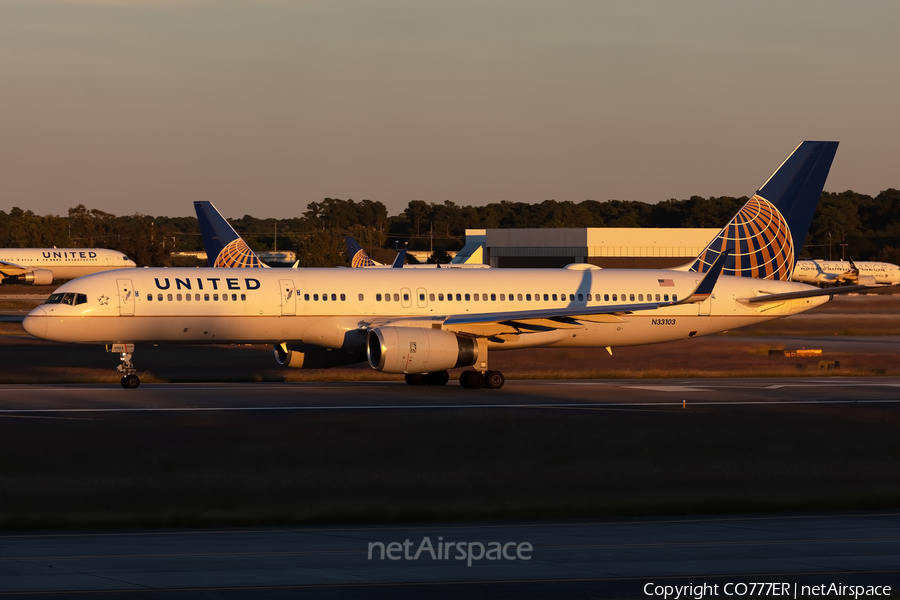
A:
689 141 838 280
345 237 378 267
193 201 266 268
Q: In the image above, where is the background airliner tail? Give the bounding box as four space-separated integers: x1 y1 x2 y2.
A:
194 201 266 268
345 237 379 267
689 141 839 280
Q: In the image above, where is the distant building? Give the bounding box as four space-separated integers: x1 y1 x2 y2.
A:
458 228 720 269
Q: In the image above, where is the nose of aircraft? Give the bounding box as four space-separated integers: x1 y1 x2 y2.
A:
23 306 47 339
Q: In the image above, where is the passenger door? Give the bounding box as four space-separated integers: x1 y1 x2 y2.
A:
117 279 135 316
401 287 412 309
279 279 296 316
416 287 428 308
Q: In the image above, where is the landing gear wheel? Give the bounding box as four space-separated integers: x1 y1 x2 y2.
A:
484 370 505 389
425 371 450 386
121 374 140 389
459 370 485 390
405 374 427 386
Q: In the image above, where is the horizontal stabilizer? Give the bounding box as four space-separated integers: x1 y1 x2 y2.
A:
742 284 889 304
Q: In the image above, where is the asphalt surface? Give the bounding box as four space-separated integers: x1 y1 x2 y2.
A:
1 377 899 412
1 513 898 598
2 380 899 598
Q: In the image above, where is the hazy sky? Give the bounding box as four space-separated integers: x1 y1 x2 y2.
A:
1 0 898 219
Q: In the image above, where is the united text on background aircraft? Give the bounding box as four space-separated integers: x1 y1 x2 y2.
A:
25 141 875 389
792 259 900 286
0 248 135 285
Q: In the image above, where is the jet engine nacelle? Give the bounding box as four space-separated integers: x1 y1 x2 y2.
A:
273 343 365 369
367 327 478 374
14 269 54 286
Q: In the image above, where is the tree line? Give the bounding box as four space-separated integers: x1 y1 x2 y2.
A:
2 189 900 267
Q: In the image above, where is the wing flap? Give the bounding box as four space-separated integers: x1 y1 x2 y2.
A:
741 284 888 304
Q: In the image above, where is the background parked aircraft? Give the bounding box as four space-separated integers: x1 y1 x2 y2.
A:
0 248 135 285
792 259 900 286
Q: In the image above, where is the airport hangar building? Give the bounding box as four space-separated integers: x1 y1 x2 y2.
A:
454 228 721 269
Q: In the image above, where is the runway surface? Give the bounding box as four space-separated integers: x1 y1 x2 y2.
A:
2 379 899 598
1 377 900 412
2 513 898 598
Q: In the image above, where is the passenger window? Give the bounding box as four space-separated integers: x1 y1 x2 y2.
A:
394 293 400 302
213 294 218 301
176 293 182 301
429 293 435 301
332 294 337 301
204 294 210 301
222 294 228 302
473 294 479 301
491 293 496 301
456 294 461 301
672 294 678 301
420 293 425 301
304 293 310 301
376 294 382 301
638 294 643 301
185 294 191 302
552 294 557 301
526 294 532 301
438 293 444 301
569 294 575 301
629 294 634 301
403 293 409 302
340 293 345 301
241 294 246 301
358 294 364 301
603 294 608 301
147 294 153 302
499 294 505 301
517 294 523 301
464 293 470 301
612 294 617 301
314 294 319 301
664 294 669 301
578 293 584 301
322 294 328 302
655 294 660 301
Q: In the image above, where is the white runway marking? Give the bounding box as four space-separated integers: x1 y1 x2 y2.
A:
624 385 712 392
2 400 900 413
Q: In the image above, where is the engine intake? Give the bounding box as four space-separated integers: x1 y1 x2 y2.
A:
367 327 477 374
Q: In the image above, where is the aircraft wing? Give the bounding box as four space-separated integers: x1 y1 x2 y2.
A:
0 261 29 275
742 284 888 304
437 249 730 332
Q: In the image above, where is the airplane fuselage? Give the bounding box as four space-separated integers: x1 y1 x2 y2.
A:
24 267 828 351
0 248 136 282
792 259 900 285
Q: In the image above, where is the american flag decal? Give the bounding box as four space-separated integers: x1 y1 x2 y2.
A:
658 278 675 287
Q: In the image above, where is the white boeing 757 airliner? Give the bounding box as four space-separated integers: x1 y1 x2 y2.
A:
24 142 870 389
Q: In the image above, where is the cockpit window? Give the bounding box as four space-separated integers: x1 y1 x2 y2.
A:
44 293 87 306
123 256 130 261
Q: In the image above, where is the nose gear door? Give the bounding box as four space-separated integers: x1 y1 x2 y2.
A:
117 279 135 316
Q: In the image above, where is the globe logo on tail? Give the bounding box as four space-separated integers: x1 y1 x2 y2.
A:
691 195 794 280
213 239 266 268
351 249 376 268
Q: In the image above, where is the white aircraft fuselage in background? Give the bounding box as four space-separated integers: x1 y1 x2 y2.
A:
792 259 900 286
0 248 136 285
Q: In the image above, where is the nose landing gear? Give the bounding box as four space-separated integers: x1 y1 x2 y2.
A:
109 343 140 388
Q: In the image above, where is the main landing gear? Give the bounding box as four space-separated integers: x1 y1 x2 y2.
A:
115 348 140 388
459 370 505 390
